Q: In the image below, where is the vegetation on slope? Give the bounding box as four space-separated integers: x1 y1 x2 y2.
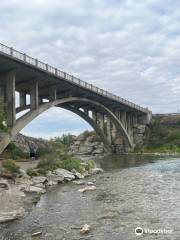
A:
144 115 180 153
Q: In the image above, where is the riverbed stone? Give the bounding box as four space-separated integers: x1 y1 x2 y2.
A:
54 168 75 181
32 176 47 185
0 179 9 189
47 172 64 184
91 168 104 175
73 180 85 185
24 186 46 194
0 208 25 223
71 169 84 179
78 186 96 193
80 224 90 235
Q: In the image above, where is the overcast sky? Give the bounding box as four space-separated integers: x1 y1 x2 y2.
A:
1 0 180 138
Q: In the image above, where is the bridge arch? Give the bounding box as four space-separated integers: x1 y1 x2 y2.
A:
0 97 133 154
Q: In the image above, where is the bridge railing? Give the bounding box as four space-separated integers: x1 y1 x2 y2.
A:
0 43 150 114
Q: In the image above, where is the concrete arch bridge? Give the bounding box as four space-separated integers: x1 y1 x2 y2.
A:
0 43 152 154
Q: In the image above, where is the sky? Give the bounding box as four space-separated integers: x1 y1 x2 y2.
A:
1 0 180 138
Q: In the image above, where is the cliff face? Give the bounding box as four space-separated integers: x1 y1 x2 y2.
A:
69 131 106 156
12 134 52 153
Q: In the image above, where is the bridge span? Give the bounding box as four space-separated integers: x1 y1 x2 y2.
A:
0 43 151 154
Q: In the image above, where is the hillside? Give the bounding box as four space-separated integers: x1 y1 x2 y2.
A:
144 114 180 153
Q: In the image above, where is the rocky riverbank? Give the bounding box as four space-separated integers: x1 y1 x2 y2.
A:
69 131 106 156
0 164 103 224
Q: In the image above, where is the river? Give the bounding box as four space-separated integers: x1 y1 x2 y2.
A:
1 155 180 240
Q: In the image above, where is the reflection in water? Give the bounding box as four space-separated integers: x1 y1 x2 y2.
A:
1 155 180 240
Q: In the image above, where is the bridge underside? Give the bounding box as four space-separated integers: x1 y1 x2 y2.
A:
0 53 151 154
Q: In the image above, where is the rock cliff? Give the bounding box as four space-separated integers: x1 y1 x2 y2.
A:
12 133 52 153
69 131 106 156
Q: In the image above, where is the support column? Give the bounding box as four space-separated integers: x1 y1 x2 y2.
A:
6 72 16 127
19 92 26 107
49 87 57 102
106 118 112 144
121 111 127 130
97 112 104 130
92 111 97 123
0 86 5 102
84 109 89 116
30 80 39 110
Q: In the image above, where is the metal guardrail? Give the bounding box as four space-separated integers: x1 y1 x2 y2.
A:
0 43 150 114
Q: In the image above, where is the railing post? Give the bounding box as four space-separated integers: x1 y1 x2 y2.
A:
23 53 26 62
19 92 26 107
10 47 13 56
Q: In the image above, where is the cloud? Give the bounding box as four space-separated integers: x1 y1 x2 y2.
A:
1 0 180 137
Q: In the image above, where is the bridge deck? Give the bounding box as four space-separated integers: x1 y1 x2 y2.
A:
0 43 150 115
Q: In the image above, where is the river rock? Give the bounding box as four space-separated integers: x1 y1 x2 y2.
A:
73 180 85 185
80 224 90 235
0 179 9 189
91 168 104 175
47 172 64 184
83 171 90 177
71 169 84 179
54 168 75 181
0 208 25 223
32 176 47 185
78 186 96 193
32 232 42 237
18 169 30 179
24 186 46 194
87 181 94 186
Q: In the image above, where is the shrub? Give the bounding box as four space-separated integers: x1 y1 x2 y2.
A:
36 153 84 175
5 143 28 160
37 157 62 174
26 168 39 177
60 157 83 173
85 160 95 172
37 147 52 157
2 159 20 175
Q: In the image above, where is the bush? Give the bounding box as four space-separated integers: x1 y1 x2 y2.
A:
37 147 52 157
1 159 20 176
37 157 62 173
26 168 39 177
85 160 95 172
60 157 83 173
4 143 28 160
36 153 84 175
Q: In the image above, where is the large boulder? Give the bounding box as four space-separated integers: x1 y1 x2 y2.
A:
54 169 75 181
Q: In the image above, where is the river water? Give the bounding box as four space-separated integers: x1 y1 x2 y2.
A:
1 155 180 240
